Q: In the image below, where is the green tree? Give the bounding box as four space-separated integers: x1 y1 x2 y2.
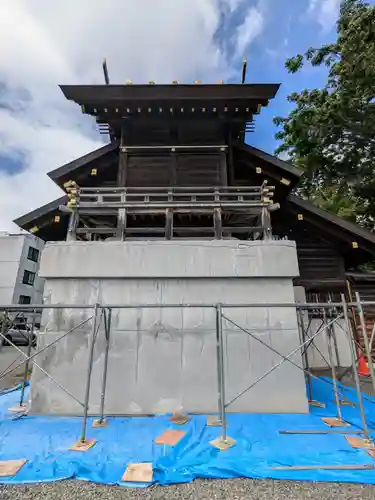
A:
274 0 375 227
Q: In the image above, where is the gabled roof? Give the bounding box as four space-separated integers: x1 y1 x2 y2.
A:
288 194 375 255
234 141 302 188
14 196 67 228
48 141 118 188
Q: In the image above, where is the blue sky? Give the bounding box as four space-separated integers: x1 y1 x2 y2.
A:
0 0 357 229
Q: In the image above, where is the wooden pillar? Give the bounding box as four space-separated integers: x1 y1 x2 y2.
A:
117 136 128 239
261 207 272 240
165 208 173 240
66 210 79 242
228 136 234 186
117 149 128 186
219 149 228 187
214 208 222 239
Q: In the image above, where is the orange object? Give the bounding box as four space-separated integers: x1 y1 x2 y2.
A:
358 353 370 376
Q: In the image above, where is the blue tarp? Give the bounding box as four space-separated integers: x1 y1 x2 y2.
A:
1 378 375 486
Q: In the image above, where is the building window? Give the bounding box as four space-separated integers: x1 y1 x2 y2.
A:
27 246 39 262
19 295 31 304
22 270 35 286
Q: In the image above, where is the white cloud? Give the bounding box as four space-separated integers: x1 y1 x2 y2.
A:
308 0 341 31
232 6 264 58
0 0 264 231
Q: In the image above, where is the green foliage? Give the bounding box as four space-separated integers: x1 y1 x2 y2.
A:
274 0 375 227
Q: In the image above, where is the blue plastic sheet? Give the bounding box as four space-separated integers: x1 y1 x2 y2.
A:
1 378 375 486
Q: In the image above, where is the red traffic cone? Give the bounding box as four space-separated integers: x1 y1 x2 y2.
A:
358 354 370 377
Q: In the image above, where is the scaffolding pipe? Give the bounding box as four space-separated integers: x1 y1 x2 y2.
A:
297 309 312 401
341 294 370 441
81 304 100 442
224 315 338 408
2 301 375 310
98 308 112 423
19 313 35 407
0 328 84 407
0 315 94 383
215 304 227 442
323 309 342 422
355 292 375 394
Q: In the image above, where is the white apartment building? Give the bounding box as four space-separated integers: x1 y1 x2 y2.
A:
0 232 44 307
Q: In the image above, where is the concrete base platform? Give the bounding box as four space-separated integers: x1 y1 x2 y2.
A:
30 240 308 415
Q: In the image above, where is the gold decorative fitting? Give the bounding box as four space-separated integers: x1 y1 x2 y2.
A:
263 197 270 203
280 177 291 186
257 103 262 113
91 168 97 176
298 214 304 221
352 242 359 249
54 216 60 223
29 226 39 234
256 167 262 174
148 80 155 84
194 80 201 84
81 105 86 113
125 79 133 85
172 80 178 84
218 79 224 84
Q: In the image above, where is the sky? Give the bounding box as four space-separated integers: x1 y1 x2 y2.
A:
0 0 345 230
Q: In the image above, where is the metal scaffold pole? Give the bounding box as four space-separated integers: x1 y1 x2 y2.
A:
323 308 342 422
297 309 313 401
80 303 101 443
341 294 370 441
355 291 375 393
19 312 36 408
215 304 227 442
97 308 112 426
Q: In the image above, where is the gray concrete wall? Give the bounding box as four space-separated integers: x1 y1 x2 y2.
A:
30 240 308 416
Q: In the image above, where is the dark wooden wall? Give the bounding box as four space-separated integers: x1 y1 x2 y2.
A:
123 152 224 187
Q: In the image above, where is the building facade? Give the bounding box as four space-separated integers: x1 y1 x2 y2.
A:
0 232 44 307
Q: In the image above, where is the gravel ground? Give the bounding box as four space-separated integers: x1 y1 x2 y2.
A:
1 478 375 500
